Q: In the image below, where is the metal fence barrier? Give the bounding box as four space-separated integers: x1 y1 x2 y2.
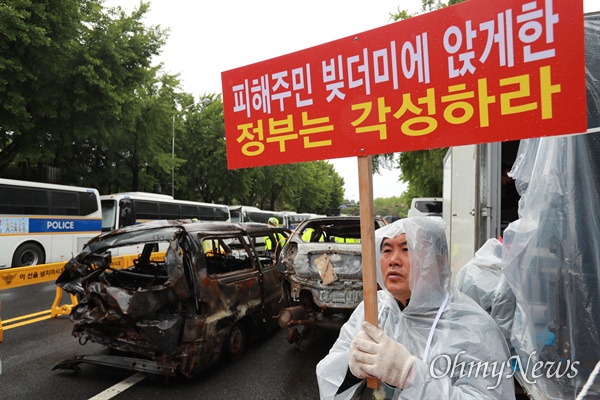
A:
0 252 165 342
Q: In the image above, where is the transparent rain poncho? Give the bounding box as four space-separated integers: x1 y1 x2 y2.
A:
499 137 600 398
316 217 514 399
484 14 600 399
455 237 504 315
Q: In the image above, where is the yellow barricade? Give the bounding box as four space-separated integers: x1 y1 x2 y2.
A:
0 261 68 290
0 252 165 342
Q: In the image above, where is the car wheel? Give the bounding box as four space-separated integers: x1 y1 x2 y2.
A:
226 322 246 361
12 242 45 267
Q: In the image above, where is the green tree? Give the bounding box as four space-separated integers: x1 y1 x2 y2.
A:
290 161 345 215
0 1 170 192
233 161 344 215
398 148 446 200
178 95 255 204
1 0 85 170
374 196 409 219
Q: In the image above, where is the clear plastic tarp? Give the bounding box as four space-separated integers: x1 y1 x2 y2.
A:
497 13 600 399
461 12 600 399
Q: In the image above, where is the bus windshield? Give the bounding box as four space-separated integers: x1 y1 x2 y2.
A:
101 199 117 231
229 209 241 223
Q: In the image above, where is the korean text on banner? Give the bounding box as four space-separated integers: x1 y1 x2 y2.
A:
222 0 586 170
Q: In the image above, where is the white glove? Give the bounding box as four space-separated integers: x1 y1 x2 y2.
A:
349 321 414 388
348 329 371 379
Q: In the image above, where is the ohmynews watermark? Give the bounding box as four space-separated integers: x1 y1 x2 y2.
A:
429 351 580 390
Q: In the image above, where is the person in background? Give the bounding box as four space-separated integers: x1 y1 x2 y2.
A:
265 217 285 251
316 217 515 399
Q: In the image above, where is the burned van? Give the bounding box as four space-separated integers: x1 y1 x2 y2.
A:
54 220 289 378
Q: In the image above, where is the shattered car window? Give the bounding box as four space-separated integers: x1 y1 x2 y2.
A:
298 219 363 243
201 235 254 275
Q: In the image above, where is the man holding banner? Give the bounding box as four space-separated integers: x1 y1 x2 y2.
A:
221 0 585 395
316 217 514 399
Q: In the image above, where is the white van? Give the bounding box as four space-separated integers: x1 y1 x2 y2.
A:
407 197 443 218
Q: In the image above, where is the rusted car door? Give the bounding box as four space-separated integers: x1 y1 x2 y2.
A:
244 230 287 327
196 232 271 359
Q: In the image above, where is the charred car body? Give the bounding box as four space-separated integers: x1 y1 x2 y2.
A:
54 220 289 378
277 216 386 348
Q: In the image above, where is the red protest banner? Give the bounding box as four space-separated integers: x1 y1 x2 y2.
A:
222 0 586 170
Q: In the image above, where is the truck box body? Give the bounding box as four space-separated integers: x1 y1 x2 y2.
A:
445 12 600 399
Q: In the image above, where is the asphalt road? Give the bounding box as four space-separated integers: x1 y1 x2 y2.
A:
0 282 338 399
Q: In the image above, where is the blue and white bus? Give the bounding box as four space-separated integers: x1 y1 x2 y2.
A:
0 178 102 268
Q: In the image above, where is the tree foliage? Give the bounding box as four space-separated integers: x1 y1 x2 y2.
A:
0 1 169 181
0 0 372 215
397 149 446 202
374 196 409 219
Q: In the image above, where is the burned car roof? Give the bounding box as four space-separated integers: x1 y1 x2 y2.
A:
55 219 289 378
80 220 280 251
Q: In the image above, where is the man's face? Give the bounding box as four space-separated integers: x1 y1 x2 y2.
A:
380 234 411 304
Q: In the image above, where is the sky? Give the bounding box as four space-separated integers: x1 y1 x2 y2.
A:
103 0 420 201
103 0 598 202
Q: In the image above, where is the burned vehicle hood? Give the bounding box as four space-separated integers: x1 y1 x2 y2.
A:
282 242 362 281
57 220 190 309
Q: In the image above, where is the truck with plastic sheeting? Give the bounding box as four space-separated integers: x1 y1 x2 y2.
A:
446 12 600 399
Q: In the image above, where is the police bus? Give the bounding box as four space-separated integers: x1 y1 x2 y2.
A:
101 192 231 231
283 211 320 230
229 206 321 230
101 192 232 257
228 205 285 227
0 178 102 268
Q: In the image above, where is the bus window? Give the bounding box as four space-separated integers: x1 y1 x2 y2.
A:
80 191 100 216
229 208 241 223
181 205 199 219
160 202 181 220
135 200 160 221
199 205 216 221
50 190 78 216
215 207 229 222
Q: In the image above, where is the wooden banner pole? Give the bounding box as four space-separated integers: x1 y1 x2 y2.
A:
357 155 379 389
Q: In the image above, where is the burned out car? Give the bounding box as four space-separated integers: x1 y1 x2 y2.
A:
54 220 290 378
277 216 386 348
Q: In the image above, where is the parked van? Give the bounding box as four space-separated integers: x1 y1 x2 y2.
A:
407 197 443 218
55 220 291 378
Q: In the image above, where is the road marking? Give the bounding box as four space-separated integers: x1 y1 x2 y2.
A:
88 372 146 399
